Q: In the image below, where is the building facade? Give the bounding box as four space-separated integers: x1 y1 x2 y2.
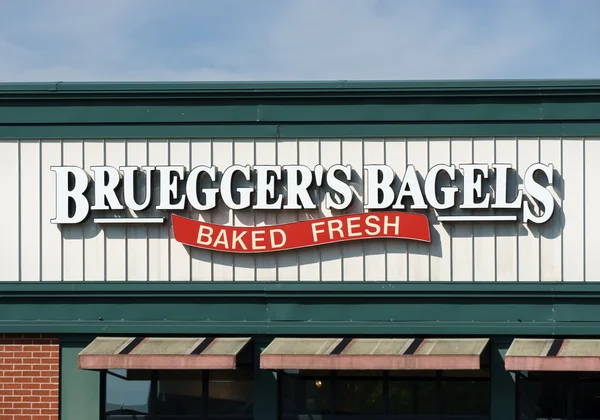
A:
1 80 600 419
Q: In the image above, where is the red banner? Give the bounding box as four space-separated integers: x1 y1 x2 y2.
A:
171 212 430 254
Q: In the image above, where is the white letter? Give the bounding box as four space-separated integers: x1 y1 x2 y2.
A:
197 225 213 245
283 165 316 209
120 166 154 211
424 164 458 210
325 164 353 210
255 165 283 210
364 165 395 209
90 166 123 210
393 165 427 209
50 166 90 224
311 221 326 242
347 216 361 237
186 166 219 211
492 164 523 209
383 215 400 235
523 163 555 224
252 230 266 250
221 165 254 210
156 166 186 210
231 230 248 250
270 229 286 248
459 164 491 209
365 215 381 235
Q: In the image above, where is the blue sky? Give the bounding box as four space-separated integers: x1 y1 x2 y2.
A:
1 0 599 81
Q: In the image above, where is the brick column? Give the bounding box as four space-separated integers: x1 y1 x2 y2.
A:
0 334 59 420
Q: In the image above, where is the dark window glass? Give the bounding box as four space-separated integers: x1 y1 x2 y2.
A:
335 379 384 416
518 374 568 420
209 369 253 419
280 374 332 420
105 369 151 419
572 379 600 419
388 380 436 416
441 380 489 416
155 371 203 417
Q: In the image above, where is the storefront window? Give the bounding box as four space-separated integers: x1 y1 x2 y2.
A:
518 372 600 420
280 370 490 419
105 369 151 418
104 368 253 420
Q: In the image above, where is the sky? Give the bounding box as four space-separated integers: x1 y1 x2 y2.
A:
1 0 599 82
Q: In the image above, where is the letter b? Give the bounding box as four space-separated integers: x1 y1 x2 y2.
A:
51 166 90 224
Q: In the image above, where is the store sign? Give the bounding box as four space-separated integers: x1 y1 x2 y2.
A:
50 163 556 253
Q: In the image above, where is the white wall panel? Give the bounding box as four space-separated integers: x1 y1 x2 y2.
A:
0 140 20 281
585 138 600 281
450 138 473 281
384 138 408 281
19 141 40 281
363 139 386 281
83 140 105 281
5 136 589 282
428 139 452 281
61 140 84 281
105 140 127 282
494 138 518 282
124 139 148 281
147 140 169 281
276 139 299 281
518 138 541 282
40 141 62 280
540 138 562 282
562 138 585 281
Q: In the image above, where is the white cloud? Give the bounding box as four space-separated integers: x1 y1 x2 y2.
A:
0 0 596 81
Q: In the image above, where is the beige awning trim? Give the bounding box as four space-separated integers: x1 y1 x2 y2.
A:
260 338 489 370
506 338 600 371
78 337 250 370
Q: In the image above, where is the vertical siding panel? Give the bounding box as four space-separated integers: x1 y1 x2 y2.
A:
341 138 364 281
190 139 213 281
234 139 258 281
518 138 541 282
61 140 84 281
212 140 234 281
0 140 20 281
40 141 62 281
428 138 452 281
363 139 386 281
320 139 343 281
385 138 408 281
147 140 170 281
169 140 191 281
585 138 600 281
297 139 320 280
83 140 105 281
277 139 299 281
473 138 496 282
125 140 148 281
540 138 562 282
451 138 473 281
254 139 278 281
562 138 585 281
407 138 429 281
104 140 126 281
495 138 518 281
20 141 41 281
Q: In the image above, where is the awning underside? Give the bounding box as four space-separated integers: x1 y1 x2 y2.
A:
506 338 600 371
78 337 250 370
260 338 489 370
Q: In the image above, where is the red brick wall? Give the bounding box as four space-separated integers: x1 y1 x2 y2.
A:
0 334 59 420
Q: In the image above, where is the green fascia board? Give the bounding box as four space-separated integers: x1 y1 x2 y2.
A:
2 281 600 297
3 122 600 139
2 101 600 125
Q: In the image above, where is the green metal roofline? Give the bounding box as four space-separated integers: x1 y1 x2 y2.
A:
3 79 600 99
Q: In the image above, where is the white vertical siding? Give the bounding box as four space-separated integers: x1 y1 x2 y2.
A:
4 136 592 282
0 140 20 281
